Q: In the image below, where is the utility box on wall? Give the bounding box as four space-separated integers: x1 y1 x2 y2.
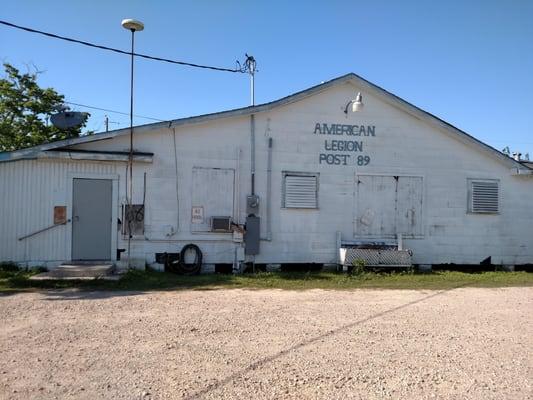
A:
246 195 260 215
245 216 260 255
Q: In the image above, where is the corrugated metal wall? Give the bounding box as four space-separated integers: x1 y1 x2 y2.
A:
0 159 117 263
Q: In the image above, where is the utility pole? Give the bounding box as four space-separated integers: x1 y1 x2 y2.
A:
245 54 257 106
104 115 119 132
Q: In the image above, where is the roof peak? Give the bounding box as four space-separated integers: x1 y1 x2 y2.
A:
0 72 528 171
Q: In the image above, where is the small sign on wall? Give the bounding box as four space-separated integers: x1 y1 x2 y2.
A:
191 206 204 224
54 206 67 224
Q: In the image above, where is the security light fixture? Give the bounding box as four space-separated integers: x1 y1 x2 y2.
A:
344 92 364 114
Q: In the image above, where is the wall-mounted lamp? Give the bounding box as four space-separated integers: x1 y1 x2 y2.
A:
344 92 364 114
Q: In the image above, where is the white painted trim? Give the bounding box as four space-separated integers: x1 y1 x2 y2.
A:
38 151 153 163
66 172 120 262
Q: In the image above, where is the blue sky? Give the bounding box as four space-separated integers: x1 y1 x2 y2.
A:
1 1 532 156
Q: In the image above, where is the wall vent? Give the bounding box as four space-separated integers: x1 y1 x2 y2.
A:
470 180 499 213
283 172 319 209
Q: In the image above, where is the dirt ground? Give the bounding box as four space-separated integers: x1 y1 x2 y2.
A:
0 287 531 399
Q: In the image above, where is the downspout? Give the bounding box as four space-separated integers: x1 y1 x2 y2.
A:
265 137 273 241
235 147 240 222
171 125 180 233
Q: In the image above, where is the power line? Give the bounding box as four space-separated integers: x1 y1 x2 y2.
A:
65 101 166 122
0 19 247 74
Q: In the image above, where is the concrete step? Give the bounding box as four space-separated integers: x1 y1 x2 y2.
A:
29 264 115 280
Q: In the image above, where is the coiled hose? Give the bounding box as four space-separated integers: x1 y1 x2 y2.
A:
166 244 202 275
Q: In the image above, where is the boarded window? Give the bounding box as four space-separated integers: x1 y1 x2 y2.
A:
469 179 499 213
355 175 423 238
191 167 235 232
283 172 319 209
122 204 144 236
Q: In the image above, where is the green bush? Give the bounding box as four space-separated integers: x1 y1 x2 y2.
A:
349 259 367 275
0 262 19 272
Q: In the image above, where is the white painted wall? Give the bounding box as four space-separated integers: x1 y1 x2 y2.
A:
1 80 532 267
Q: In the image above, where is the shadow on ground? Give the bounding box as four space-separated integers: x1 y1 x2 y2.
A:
42 290 146 301
1 269 531 300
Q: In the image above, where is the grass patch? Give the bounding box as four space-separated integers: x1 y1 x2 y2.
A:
0 269 532 293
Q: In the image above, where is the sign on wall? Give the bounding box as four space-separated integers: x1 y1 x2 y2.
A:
314 122 375 166
191 206 204 224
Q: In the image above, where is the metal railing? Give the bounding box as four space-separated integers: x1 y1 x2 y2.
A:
18 220 70 241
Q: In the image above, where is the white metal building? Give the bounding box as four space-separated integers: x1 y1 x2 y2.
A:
1 73 532 271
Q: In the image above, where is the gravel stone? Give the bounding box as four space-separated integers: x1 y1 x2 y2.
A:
0 287 531 399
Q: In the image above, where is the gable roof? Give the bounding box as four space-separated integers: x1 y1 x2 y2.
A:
0 72 530 171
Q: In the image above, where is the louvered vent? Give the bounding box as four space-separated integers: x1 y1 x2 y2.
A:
471 180 499 213
283 173 318 208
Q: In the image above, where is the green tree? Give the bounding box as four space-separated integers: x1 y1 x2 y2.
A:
0 63 89 152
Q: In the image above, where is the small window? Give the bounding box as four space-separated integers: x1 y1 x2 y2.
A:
468 179 499 214
283 172 319 209
122 204 145 235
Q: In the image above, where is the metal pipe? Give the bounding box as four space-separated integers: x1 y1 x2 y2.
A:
266 137 273 240
128 29 135 207
250 114 255 196
247 55 257 198
171 127 180 232
251 69 255 106
246 54 256 106
18 220 69 241
235 147 240 223
127 28 135 268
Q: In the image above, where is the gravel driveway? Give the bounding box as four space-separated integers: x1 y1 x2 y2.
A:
0 287 531 399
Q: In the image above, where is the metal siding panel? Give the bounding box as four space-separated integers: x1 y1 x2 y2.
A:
0 159 117 263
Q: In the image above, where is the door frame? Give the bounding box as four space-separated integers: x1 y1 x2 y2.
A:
67 172 119 261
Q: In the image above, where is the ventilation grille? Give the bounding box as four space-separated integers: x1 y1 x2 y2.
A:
471 181 499 213
284 174 318 209
211 216 232 232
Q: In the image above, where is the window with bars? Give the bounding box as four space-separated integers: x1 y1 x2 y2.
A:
468 179 499 214
282 172 319 209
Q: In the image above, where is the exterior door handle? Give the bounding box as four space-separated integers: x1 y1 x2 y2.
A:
74 215 80 221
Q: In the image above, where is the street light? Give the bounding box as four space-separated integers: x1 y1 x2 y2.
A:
121 18 144 268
